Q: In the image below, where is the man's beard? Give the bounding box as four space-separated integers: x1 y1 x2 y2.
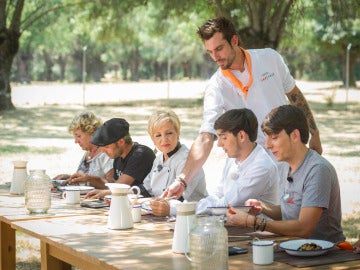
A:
219 47 236 70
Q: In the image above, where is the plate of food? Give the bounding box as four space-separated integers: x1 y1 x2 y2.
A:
279 239 334 257
58 185 94 195
208 206 252 216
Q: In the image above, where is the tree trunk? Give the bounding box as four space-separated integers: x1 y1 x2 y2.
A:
0 29 20 111
15 51 32 83
43 50 54 81
129 48 140 82
57 54 67 82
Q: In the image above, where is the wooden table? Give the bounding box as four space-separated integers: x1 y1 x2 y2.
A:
2 190 360 270
0 190 106 270
10 214 360 270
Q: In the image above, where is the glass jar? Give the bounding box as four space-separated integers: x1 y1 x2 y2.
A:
25 169 51 214
186 216 228 270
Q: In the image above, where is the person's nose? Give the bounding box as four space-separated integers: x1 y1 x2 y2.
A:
217 139 223 147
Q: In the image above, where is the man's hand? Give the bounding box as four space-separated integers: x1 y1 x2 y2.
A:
163 181 185 199
85 189 110 199
150 198 170 217
226 206 249 227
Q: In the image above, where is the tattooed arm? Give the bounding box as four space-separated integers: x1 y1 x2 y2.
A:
286 85 323 155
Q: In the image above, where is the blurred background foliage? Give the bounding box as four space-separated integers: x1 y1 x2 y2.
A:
3 0 360 85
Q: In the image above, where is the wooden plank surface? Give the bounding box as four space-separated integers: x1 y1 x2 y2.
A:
11 214 360 270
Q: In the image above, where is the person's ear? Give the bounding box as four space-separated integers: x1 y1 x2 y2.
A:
231 35 239 47
290 129 301 141
237 130 246 141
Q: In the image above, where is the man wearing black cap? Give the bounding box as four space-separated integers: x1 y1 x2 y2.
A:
89 118 155 188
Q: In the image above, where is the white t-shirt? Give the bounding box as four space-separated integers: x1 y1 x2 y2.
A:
196 144 279 214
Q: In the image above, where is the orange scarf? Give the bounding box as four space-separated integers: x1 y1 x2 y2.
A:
221 48 253 98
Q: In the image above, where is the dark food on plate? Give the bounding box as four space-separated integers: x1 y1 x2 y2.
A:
297 242 322 251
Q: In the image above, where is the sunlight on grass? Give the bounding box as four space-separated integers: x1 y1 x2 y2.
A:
0 145 64 156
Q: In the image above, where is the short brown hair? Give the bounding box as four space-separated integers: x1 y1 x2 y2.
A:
214 108 258 142
261 105 309 144
197 17 238 45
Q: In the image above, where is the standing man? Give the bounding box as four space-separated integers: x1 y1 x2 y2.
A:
166 16 322 199
226 105 344 243
86 118 155 198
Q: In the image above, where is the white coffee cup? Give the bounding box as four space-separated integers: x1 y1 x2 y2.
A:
252 240 274 265
62 187 80 204
132 205 141 223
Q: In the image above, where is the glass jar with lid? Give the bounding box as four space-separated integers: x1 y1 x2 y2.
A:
25 169 51 214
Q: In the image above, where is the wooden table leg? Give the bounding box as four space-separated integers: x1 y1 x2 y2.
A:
41 241 71 270
0 220 16 270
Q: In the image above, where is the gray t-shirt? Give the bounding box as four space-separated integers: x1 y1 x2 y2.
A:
280 149 345 243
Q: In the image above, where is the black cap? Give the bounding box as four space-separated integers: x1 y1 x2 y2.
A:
91 118 129 146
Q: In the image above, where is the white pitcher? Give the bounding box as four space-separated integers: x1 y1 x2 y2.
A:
10 160 28 195
105 183 140 230
172 202 197 253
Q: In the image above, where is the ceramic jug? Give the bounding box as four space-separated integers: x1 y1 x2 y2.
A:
10 160 28 195
105 183 140 230
185 216 228 270
172 202 197 253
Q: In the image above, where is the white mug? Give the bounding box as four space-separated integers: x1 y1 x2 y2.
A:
62 187 80 204
132 205 141 223
252 240 274 265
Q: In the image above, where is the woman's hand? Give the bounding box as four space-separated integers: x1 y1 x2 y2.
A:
69 173 88 184
150 198 170 217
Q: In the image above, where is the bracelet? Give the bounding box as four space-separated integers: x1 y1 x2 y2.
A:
262 219 267 232
259 218 267 232
176 176 187 189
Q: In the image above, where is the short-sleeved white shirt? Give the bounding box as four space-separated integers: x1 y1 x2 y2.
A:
200 48 295 147
77 152 113 178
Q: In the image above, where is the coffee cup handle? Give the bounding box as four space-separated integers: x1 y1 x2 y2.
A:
62 192 67 199
130 186 140 198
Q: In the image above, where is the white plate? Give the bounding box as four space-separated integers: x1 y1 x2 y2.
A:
58 185 94 195
279 239 334 257
208 206 252 216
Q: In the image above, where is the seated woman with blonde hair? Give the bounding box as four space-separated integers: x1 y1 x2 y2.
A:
142 110 208 216
53 111 114 189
